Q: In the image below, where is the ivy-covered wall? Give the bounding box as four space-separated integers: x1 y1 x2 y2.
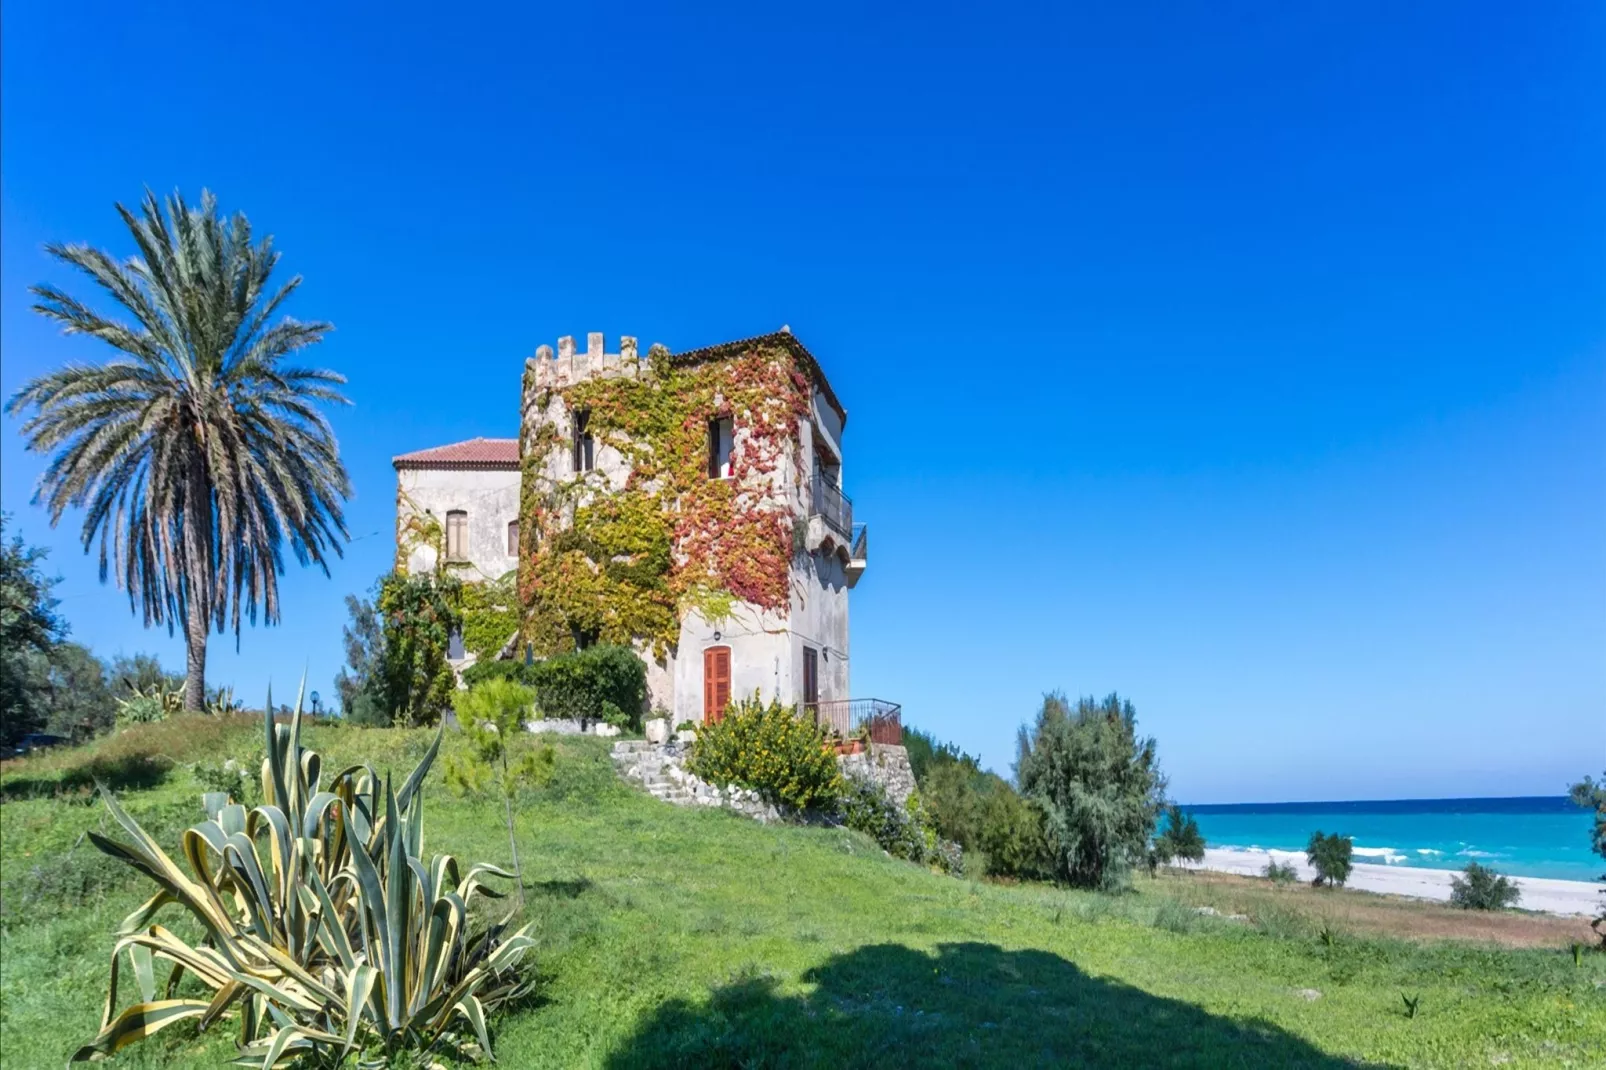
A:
517 341 812 660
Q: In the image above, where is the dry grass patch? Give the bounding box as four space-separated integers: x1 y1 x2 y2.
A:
1149 869 1598 948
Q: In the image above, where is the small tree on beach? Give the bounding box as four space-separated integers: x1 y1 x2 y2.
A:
1448 862 1521 911
1306 831 1354 888
1568 772 1606 945
1151 803 1206 870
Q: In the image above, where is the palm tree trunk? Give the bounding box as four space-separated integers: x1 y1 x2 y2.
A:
184 607 208 712
182 446 212 713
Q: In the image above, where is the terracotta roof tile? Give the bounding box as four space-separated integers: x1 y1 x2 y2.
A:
392 437 519 468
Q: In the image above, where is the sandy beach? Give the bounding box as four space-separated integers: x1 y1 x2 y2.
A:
1184 846 1603 917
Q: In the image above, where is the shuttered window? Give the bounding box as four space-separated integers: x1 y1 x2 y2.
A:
445 510 468 561
703 646 731 723
803 647 819 708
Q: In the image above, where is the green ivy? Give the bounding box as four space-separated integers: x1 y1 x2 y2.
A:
518 342 810 658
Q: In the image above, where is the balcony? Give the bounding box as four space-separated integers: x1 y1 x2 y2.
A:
805 698 902 745
810 473 853 538
846 523 867 588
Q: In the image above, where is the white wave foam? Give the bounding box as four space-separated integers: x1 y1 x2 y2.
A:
1351 845 1408 865
1416 848 1442 857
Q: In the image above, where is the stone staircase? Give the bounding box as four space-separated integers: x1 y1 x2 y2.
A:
610 739 694 804
609 739 779 821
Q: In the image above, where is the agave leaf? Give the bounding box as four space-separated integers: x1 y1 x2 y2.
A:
263 692 290 815
203 791 231 820
398 720 445 813
199 978 249 1031
454 994 493 1062
343 962 381 1056
68 999 211 1062
130 943 157 1003
344 804 390 978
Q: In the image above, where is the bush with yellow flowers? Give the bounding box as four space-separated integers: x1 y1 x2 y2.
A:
687 693 843 812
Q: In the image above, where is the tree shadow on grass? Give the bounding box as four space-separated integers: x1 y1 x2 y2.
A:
0 751 170 800
604 941 1390 1069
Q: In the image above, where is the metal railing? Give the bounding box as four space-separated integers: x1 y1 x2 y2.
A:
805 698 902 745
811 473 853 538
849 523 867 562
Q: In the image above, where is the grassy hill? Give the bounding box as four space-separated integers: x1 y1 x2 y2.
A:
2 717 1602 1068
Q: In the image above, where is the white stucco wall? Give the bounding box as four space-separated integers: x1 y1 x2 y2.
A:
396 465 521 581
790 549 850 703
672 605 792 725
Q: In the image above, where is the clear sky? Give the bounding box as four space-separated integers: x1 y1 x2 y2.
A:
2 2 1601 803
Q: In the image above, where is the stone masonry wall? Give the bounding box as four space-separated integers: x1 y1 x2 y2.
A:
610 740 916 820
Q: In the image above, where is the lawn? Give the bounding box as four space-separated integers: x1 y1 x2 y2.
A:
2 717 1603 1068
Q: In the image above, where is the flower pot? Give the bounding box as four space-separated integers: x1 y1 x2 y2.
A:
644 717 670 745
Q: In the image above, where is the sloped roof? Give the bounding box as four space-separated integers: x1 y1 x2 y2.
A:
671 330 846 427
392 437 519 469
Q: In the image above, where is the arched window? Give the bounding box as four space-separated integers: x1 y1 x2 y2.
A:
507 519 519 556
445 510 467 561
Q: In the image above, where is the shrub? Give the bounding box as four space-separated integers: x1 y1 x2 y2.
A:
838 778 962 874
1263 858 1299 885
529 644 647 729
687 693 842 811
113 680 185 726
1015 692 1167 890
367 570 463 727
978 785 1054 881
1449 861 1521 911
462 658 535 689
1306 830 1354 888
1152 803 1206 867
190 755 261 806
70 687 535 1065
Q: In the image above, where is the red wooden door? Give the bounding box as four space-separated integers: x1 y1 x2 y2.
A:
703 646 731 722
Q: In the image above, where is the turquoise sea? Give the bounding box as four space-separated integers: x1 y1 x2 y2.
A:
1185 797 1601 882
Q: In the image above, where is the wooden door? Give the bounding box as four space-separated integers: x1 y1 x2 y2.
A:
703 646 731 723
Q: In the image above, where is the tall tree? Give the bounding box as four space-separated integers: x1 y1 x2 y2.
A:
1015 691 1168 890
7 191 351 710
0 513 67 746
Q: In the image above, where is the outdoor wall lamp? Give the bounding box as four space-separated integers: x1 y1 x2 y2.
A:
712 630 722 642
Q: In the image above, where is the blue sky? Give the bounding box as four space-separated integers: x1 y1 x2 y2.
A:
2 2 1601 803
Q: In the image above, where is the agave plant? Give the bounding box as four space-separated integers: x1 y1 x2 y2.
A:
114 679 188 725
73 682 534 1067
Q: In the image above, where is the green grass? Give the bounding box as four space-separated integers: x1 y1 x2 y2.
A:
3 719 1604 1068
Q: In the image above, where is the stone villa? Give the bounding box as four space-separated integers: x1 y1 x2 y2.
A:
393 329 891 735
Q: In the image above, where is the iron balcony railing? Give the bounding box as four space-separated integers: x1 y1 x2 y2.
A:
849 523 867 562
805 699 902 745
811 473 853 538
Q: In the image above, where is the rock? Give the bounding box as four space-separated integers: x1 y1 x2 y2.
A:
593 722 621 738
1294 988 1322 1002
675 730 697 744
644 717 670 745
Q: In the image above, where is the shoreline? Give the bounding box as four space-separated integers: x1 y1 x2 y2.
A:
1183 846 1603 917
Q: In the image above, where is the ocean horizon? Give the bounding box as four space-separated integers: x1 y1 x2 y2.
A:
1180 796 1601 883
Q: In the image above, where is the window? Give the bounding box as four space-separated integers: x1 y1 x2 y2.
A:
703 646 731 723
445 510 467 561
707 416 733 479
507 519 519 556
803 646 819 708
572 409 594 473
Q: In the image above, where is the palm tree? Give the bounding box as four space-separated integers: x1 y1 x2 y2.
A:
7 190 351 711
